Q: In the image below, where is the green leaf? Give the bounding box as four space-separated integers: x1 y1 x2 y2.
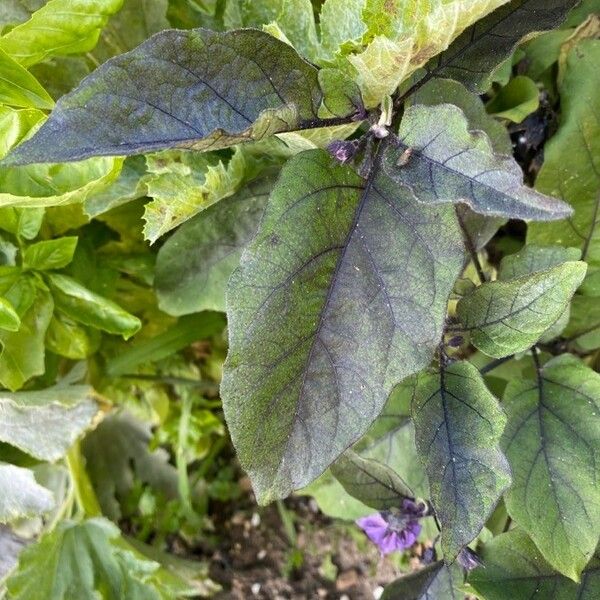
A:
502 354 600 580
0 47 53 109
0 0 125 67
486 75 540 123
6 517 168 600
469 529 600 599
22 237 78 271
222 147 465 504
411 361 511 558
45 273 141 339
386 104 572 221
0 382 99 460
0 297 20 331
330 450 414 511
409 0 580 95
381 560 463 600
0 463 54 523
0 285 53 391
0 106 44 159
528 40 600 290
105 312 226 376
142 147 265 243
456 262 587 358
564 296 600 350
2 29 350 166
45 313 95 359
81 413 178 520
155 176 273 315
499 245 582 279
0 206 44 240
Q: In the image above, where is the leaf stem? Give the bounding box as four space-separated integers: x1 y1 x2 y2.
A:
480 355 514 375
455 208 487 284
66 442 102 518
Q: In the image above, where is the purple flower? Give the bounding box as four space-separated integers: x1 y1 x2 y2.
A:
457 547 484 571
327 140 357 164
356 499 427 555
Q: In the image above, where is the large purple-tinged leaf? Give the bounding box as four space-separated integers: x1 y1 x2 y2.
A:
411 361 511 559
3 29 345 166
221 148 465 504
384 104 572 221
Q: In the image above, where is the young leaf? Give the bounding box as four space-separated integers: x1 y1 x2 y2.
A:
0 286 53 391
45 273 141 339
486 75 540 123
22 237 78 271
0 0 125 67
405 0 581 97
331 450 414 511
502 354 600 580
6 518 168 600
155 176 273 315
456 261 587 358
0 384 99 461
385 104 572 221
412 361 511 559
0 464 54 524
528 40 600 289
498 245 582 280
45 313 95 359
2 29 352 166
0 297 20 331
381 560 463 600
222 148 465 504
469 529 600 599
0 47 54 109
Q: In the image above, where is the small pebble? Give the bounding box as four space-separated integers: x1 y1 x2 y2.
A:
251 583 261 596
373 586 384 600
251 512 261 527
257 549 267 560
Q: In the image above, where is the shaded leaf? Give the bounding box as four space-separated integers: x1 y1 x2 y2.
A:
331 450 413 511
45 273 141 339
498 245 582 279
469 529 600 599
486 75 540 123
502 354 600 580
0 383 99 460
385 104 572 221
0 463 54 523
81 412 179 520
2 29 345 166
381 560 464 600
155 176 273 315
411 361 511 559
0 0 125 67
407 0 580 96
222 147 464 503
44 312 95 359
6 517 169 600
22 237 78 271
456 261 586 358
0 47 53 109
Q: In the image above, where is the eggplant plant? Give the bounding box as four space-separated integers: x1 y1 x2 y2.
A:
1 0 600 598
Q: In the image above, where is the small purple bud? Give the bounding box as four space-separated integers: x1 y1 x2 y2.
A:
447 335 464 348
421 546 436 564
327 140 357 164
370 124 389 139
457 547 484 571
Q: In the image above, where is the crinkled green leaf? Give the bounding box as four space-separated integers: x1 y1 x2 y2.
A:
502 355 600 580
408 0 580 96
0 297 20 331
331 450 413 511
457 262 587 358
386 104 572 221
528 40 600 292
412 361 511 559
0 0 125 67
22 237 77 271
0 47 53 109
2 29 349 166
45 273 141 339
6 517 168 600
0 382 99 460
486 75 540 123
318 0 366 56
0 463 54 523
0 285 53 391
381 560 463 600
469 529 600 599
155 176 273 315
222 147 464 504
81 413 179 520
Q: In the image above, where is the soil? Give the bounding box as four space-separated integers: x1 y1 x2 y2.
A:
204 492 419 600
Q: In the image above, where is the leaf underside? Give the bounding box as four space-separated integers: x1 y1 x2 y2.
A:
222 148 465 504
